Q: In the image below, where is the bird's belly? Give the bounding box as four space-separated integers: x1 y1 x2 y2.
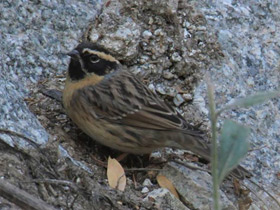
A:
68 111 158 154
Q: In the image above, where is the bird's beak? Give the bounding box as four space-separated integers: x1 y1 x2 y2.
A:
67 49 79 57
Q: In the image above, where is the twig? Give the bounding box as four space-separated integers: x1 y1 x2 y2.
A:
247 179 280 208
124 168 162 171
39 88 62 102
69 194 79 209
171 159 210 173
248 144 268 152
90 154 107 168
21 179 79 191
241 183 269 209
0 179 55 210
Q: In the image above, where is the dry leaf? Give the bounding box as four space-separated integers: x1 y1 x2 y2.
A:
238 196 253 210
233 178 241 196
184 153 199 162
156 175 179 199
107 156 126 191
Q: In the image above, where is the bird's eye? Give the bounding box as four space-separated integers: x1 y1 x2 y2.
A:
90 55 100 63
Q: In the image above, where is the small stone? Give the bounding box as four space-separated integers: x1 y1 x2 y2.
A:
143 179 153 187
246 77 255 86
171 52 182 62
142 30 153 39
138 55 150 64
156 85 166 95
150 151 162 160
183 20 190 28
89 33 99 42
163 71 175 79
183 28 191 39
165 87 177 97
148 17 154 25
130 66 142 75
154 29 163 36
183 93 192 101
141 187 149 193
197 26 206 31
144 188 169 201
173 94 184 106
148 84 156 92
261 158 270 167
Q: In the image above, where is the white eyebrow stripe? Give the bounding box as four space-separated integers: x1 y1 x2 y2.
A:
83 48 119 63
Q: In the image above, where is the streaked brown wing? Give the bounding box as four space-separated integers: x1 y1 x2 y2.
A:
72 70 194 131
71 69 253 180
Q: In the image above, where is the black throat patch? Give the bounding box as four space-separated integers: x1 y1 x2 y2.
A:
68 58 86 81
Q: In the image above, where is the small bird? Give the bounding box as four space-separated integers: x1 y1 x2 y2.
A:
63 42 251 179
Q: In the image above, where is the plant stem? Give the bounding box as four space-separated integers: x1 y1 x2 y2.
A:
206 76 220 210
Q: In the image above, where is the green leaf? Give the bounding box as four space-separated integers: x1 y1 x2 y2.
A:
218 120 250 183
218 90 279 115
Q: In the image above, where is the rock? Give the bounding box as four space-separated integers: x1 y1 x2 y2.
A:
143 179 153 187
87 1 141 61
142 30 153 39
145 0 179 16
160 162 237 210
156 85 167 95
183 93 193 101
173 94 185 106
171 52 182 62
163 71 175 80
144 188 190 210
141 187 149 193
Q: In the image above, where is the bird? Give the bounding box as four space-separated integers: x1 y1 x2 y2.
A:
63 42 251 179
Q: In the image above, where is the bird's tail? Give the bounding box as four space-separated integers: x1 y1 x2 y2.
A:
173 131 252 179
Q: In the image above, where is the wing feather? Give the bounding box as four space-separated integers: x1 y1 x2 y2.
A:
72 70 196 131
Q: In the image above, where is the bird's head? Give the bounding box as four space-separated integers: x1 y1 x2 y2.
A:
67 42 120 81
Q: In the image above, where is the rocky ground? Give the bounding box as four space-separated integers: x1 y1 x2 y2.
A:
0 0 279 209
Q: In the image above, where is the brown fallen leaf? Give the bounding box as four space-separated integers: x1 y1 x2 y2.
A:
233 178 252 210
233 178 241 196
107 156 126 191
156 175 179 199
238 195 252 210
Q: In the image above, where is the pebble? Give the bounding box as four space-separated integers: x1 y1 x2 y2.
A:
173 94 185 106
163 71 175 79
183 93 193 101
148 17 154 25
148 83 156 93
150 151 162 160
156 85 166 95
142 30 153 39
89 33 99 42
165 87 177 97
141 187 149 193
171 52 182 62
143 179 153 187
246 77 255 86
154 28 163 36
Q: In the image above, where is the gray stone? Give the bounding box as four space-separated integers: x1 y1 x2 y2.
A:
160 162 237 210
173 94 185 107
141 187 149 194
163 71 175 80
144 188 190 210
142 30 153 39
143 179 153 187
